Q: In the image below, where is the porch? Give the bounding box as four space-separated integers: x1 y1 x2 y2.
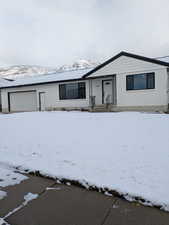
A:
88 75 117 111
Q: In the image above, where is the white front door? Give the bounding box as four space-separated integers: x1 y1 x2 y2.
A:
103 80 113 104
39 92 46 111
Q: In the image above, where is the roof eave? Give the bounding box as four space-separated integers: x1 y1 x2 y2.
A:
0 77 86 89
83 51 169 78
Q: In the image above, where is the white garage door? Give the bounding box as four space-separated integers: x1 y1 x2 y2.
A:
9 91 37 112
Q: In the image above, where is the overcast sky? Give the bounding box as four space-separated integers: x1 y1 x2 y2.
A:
0 0 169 67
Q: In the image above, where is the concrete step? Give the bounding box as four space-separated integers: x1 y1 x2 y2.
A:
90 104 113 112
90 108 110 112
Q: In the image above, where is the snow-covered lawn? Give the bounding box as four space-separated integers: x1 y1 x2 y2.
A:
0 111 169 211
0 164 27 188
0 163 27 201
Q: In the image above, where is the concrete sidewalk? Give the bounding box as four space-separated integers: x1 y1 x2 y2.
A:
0 173 169 225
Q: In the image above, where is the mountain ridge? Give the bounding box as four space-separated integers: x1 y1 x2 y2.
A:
0 60 99 80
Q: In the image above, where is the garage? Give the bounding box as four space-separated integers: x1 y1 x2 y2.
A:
8 91 37 112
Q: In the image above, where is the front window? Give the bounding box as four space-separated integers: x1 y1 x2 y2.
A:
126 73 155 90
59 82 86 100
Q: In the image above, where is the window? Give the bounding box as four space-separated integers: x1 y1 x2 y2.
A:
59 82 86 100
126 73 155 90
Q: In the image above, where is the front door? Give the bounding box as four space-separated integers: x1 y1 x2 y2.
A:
39 92 46 111
103 80 113 104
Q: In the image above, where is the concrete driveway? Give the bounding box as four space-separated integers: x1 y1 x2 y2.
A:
0 173 169 225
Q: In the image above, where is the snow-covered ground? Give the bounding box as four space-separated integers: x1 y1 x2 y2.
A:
0 164 28 225
0 163 27 201
0 111 169 211
0 164 27 188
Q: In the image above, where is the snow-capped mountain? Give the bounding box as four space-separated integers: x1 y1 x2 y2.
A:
0 65 56 79
58 60 98 71
0 60 99 79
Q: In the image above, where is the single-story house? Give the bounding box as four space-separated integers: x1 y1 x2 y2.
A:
0 51 169 113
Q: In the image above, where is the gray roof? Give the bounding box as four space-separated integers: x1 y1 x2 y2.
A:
83 51 169 78
0 68 92 89
1 51 169 89
0 78 14 87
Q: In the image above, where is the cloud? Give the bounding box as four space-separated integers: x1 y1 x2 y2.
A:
0 0 169 66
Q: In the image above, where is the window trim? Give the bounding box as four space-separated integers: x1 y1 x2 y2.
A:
59 82 86 100
126 72 155 91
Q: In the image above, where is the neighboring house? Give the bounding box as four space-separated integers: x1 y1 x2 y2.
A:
0 51 169 113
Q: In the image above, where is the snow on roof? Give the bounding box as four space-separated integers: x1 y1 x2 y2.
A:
0 78 14 88
0 68 92 88
156 57 169 63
